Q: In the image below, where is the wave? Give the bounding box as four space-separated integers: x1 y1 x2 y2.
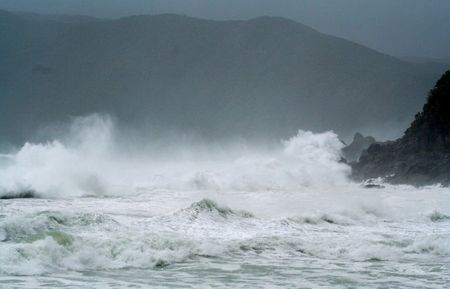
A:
283 214 355 226
0 189 36 199
1 198 449 276
429 210 450 222
174 199 254 221
0 211 116 243
0 114 351 198
0 210 196 275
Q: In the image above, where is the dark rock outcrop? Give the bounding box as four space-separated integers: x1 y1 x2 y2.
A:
342 133 376 162
352 70 450 186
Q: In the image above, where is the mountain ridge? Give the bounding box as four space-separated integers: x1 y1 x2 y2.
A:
0 10 447 144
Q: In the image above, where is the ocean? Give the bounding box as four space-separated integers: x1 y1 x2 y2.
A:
0 115 449 288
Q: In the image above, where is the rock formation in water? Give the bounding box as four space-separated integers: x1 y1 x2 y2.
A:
352 70 450 186
342 133 376 162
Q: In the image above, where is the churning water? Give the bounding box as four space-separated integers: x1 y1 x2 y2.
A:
0 115 449 288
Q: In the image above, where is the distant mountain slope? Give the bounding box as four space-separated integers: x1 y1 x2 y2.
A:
16 11 99 23
0 10 447 143
402 56 450 65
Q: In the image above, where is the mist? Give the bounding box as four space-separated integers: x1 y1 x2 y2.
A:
1 114 450 286
1 2 450 287
0 114 350 198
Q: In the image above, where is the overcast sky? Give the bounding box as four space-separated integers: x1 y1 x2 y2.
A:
1 0 449 59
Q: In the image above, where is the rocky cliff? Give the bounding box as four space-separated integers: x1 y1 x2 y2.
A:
352 71 450 186
342 133 376 163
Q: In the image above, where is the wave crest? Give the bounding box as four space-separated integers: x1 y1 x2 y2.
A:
0 115 351 198
175 199 254 221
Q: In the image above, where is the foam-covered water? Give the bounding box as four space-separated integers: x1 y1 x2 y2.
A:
0 115 449 288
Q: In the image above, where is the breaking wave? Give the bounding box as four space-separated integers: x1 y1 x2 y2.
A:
1 114 449 287
1 198 449 277
0 114 350 198
174 198 254 220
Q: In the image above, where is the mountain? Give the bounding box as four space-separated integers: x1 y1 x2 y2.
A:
352 71 450 186
16 11 99 23
401 56 450 65
0 10 447 143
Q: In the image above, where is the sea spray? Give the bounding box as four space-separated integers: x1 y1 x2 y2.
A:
1 115 449 288
0 114 351 198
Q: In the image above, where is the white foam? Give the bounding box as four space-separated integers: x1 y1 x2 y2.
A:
1 114 449 287
0 114 351 198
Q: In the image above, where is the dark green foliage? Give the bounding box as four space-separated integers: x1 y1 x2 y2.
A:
404 70 450 150
353 71 450 185
423 71 450 132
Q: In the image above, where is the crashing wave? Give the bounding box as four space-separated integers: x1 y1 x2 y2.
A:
0 211 116 243
0 211 199 275
283 214 355 226
361 178 386 189
0 189 37 199
429 210 450 222
175 199 254 221
0 115 352 198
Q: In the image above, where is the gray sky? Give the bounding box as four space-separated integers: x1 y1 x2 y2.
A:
1 0 449 59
